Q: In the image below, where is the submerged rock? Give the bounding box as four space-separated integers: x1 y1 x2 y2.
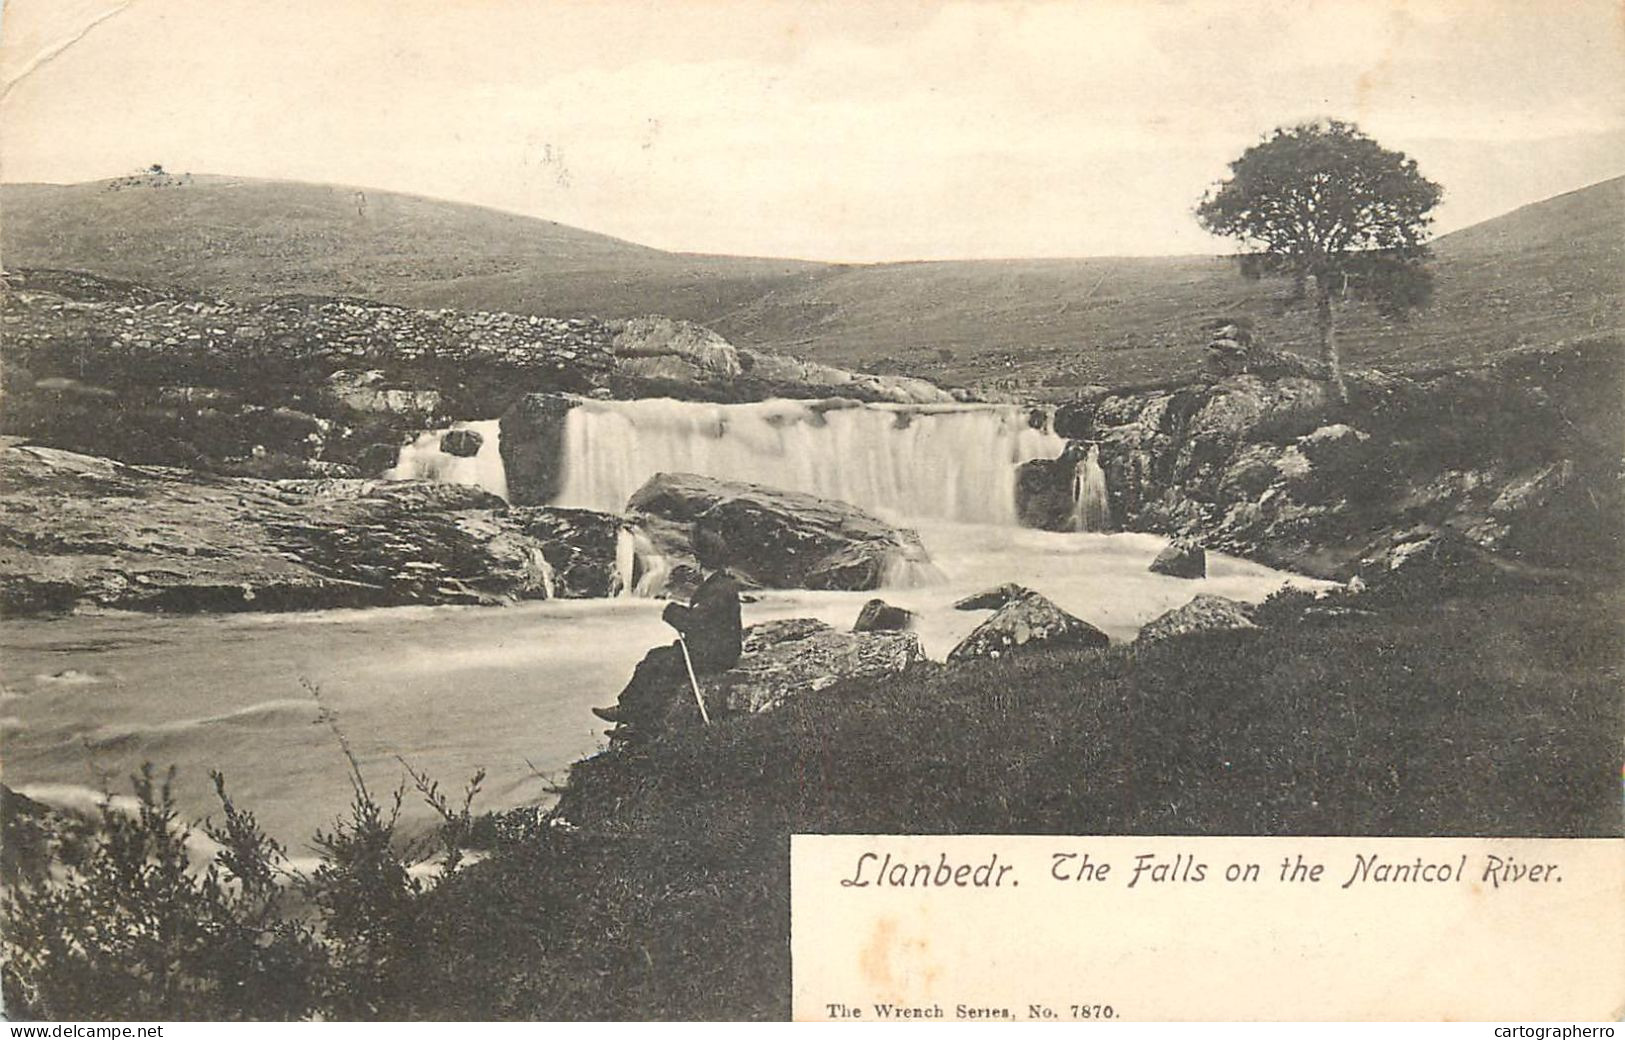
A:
853 598 916 632
1136 594 1258 645
439 428 484 458
701 618 925 714
1150 538 1207 579
626 472 936 592
947 591 1109 661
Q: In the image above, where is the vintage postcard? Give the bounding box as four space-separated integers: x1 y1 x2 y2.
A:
0 0 1620 1024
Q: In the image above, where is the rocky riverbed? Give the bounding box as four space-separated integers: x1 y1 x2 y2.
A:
1027 338 1623 579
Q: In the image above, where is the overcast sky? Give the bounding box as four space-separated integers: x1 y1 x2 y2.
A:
2 0 1622 261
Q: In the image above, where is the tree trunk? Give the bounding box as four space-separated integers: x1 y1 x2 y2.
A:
1313 278 1348 404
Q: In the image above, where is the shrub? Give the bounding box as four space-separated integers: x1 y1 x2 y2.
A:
1 766 321 1020
2 751 486 1021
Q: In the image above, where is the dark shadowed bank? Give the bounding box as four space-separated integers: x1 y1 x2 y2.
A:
9 563 1613 1020
401 573 1620 1020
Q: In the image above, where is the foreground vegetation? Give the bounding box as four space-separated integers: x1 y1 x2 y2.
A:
5 568 1618 1020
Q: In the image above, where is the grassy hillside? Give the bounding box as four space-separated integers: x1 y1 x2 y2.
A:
712 176 1625 390
421 578 1622 1020
4 174 1620 392
0 176 821 322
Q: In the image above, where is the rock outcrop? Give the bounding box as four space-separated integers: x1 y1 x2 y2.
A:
0 441 617 614
610 316 744 392
0 270 613 478
700 618 925 714
947 591 1109 661
735 348 954 405
626 473 937 592
1136 594 1258 645
508 507 627 598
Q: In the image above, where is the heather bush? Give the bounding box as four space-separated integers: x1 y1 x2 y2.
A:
1 753 485 1021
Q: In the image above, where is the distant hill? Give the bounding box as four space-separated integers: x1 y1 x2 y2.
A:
0 176 822 322
4 173 1620 392
708 176 1625 390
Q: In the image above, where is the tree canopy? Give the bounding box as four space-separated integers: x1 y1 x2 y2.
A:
1196 119 1443 398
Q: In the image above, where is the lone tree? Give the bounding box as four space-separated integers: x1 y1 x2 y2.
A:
1196 119 1443 400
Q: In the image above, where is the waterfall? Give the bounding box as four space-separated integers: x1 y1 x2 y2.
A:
387 419 508 501
553 398 1067 524
614 525 673 597
1071 444 1111 532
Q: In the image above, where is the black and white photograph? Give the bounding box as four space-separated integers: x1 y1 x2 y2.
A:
0 0 1620 1023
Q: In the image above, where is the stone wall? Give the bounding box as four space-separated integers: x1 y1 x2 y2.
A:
1 270 962 478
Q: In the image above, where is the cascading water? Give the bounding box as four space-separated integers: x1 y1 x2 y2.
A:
1071 444 1111 532
387 418 508 501
552 398 1067 525
385 398 1117 597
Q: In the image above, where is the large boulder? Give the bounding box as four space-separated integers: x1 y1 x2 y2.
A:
1014 448 1081 531
626 472 937 592
700 618 925 714
499 393 577 506
610 316 743 393
1136 594 1258 645
1150 538 1207 579
0 442 571 615
947 591 1109 661
735 348 955 404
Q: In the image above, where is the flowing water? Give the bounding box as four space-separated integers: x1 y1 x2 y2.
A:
2 398 1329 846
387 418 508 500
1072 444 1111 532
559 398 1066 523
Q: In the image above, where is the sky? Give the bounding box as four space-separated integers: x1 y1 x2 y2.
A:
2 0 1622 262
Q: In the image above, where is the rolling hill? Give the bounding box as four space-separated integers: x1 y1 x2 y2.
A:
705 176 1625 389
3 172 1620 392
0 176 822 323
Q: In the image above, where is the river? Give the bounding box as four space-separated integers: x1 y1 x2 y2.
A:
0 519 1325 848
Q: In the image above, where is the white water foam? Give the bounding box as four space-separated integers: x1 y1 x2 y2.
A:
554 398 1066 524
1072 444 1111 532
387 418 508 501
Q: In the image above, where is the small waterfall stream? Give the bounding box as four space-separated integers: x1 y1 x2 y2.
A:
1072 444 1111 532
